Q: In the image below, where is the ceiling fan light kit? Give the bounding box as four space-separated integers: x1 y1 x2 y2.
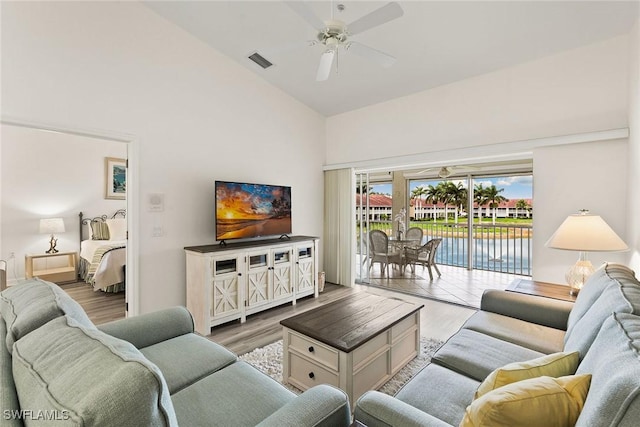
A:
438 167 452 178
284 1 403 81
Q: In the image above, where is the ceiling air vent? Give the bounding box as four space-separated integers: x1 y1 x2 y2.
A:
248 52 273 70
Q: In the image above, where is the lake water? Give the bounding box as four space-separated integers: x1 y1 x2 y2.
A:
433 235 531 276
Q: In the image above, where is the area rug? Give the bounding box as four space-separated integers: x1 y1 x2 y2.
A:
239 337 443 396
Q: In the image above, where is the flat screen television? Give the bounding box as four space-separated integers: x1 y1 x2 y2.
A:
215 180 292 241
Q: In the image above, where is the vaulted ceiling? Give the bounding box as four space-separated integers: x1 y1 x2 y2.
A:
146 1 638 117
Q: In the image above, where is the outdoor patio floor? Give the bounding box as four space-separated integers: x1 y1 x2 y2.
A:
360 263 529 308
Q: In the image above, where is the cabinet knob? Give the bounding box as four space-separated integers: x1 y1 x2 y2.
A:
308 372 315 379
308 346 314 353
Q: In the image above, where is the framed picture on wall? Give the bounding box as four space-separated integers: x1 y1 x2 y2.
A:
105 157 126 200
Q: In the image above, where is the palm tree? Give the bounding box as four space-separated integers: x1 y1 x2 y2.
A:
424 184 440 221
515 199 531 218
473 183 487 223
436 182 453 223
356 184 371 194
447 182 468 223
483 185 508 225
411 185 427 219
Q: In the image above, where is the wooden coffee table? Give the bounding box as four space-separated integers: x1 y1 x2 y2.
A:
280 292 424 406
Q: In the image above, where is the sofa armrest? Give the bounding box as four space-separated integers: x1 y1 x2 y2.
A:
98 306 194 349
354 391 453 427
257 384 351 427
480 289 573 330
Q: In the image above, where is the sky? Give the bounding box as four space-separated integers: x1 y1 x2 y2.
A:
370 175 533 200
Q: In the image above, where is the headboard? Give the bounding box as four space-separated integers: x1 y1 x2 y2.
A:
78 209 126 246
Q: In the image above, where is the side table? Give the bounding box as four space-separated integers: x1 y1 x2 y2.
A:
25 251 78 284
506 278 576 303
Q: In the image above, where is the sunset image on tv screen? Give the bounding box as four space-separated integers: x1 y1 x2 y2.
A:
216 181 292 240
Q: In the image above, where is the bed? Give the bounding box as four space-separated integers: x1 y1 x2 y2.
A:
79 209 126 293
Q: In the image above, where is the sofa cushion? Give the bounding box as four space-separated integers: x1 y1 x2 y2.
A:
140 333 237 393
566 263 636 338
431 329 545 382
172 361 295 427
12 315 177 426
394 363 480 426
460 374 591 427
0 278 94 353
575 313 640 427
564 268 640 358
462 310 565 354
475 351 580 398
0 319 20 427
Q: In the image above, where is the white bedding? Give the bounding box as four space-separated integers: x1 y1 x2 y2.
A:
80 239 126 291
80 239 127 261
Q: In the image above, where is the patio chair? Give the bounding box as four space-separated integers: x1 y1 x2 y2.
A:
369 230 402 277
403 238 443 281
405 227 423 243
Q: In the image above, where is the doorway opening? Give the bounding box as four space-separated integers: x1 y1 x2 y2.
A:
0 120 138 320
355 161 532 307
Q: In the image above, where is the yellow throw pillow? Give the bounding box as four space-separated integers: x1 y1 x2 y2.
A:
475 351 580 398
459 374 591 427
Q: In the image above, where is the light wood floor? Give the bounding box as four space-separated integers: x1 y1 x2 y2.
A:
60 281 126 325
61 281 476 356
208 283 475 355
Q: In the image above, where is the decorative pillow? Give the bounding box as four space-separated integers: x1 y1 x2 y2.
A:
106 218 127 240
91 221 110 240
475 351 580 398
460 374 591 427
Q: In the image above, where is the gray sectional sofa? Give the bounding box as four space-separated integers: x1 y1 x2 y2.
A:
0 278 351 426
355 262 640 426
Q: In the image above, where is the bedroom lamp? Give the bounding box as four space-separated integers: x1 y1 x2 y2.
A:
545 210 628 296
39 218 65 254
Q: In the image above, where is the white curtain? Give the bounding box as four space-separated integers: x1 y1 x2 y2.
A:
323 168 354 286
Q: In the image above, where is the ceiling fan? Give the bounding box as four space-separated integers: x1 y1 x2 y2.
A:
283 1 404 81
415 166 479 179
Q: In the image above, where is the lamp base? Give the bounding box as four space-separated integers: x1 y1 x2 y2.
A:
46 235 59 254
565 252 594 296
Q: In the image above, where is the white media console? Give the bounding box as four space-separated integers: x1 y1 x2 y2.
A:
184 236 319 335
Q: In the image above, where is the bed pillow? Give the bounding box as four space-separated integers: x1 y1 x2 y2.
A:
106 218 127 241
475 351 580 398
91 221 110 240
460 374 591 427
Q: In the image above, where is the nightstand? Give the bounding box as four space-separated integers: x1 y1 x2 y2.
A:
25 251 78 284
506 278 576 303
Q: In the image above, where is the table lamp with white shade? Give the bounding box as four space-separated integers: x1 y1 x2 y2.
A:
39 218 65 254
545 209 628 295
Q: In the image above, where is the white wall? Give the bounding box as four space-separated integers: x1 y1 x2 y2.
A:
326 34 631 282
1 125 127 281
326 35 629 165
532 140 628 283
627 17 640 273
1 2 325 312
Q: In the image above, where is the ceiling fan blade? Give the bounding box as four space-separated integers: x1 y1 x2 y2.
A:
316 50 335 81
347 2 403 36
284 1 325 31
347 42 396 68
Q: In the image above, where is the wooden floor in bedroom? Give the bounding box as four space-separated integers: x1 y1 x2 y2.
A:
59 281 126 325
